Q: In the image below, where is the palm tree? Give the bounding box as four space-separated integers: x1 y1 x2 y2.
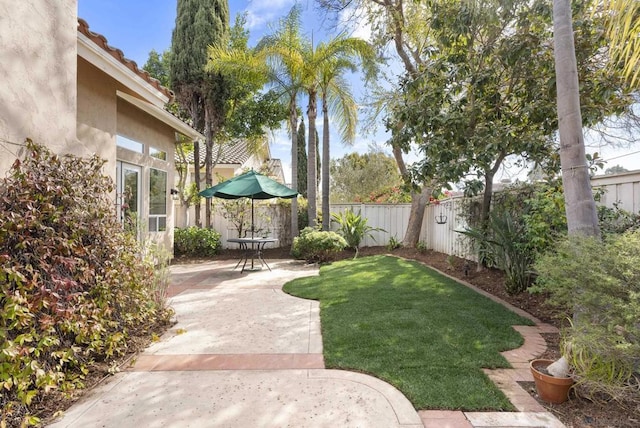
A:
603 0 640 87
552 0 600 238
304 62 320 228
206 30 271 157
317 39 377 230
318 0 435 247
258 5 308 237
301 36 377 229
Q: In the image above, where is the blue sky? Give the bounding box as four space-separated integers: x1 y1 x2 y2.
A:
77 1 639 182
78 0 390 181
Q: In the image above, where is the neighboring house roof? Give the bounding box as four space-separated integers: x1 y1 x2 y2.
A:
77 19 173 102
180 141 285 182
183 140 253 166
263 159 286 184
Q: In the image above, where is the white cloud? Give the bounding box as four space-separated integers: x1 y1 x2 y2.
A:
244 0 297 30
338 5 373 41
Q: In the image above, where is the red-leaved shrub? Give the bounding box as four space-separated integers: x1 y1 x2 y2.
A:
0 141 172 427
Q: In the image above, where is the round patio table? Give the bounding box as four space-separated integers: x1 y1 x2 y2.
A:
227 237 278 273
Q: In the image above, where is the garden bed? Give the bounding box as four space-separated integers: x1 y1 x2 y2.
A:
331 246 639 428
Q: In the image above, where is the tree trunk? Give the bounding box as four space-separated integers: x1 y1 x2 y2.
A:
553 0 600 238
479 153 506 226
475 170 496 272
391 144 429 246
290 97 299 238
193 140 201 228
321 98 330 231
307 89 318 228
189 96 202 228
377 1 426 248
403 187 431 247
204 107 213 229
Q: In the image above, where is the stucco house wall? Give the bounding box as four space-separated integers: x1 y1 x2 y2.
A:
0 0 80 173
2 0 202 254
116 99 177 249
76 57 118 173
76 58 179 249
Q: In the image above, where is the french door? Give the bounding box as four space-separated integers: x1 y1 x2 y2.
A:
116 161 141 229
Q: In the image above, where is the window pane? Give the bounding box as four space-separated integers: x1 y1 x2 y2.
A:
148 216 166 233
150 147 167 160
124 169 139 214
117 135 144 153
149 168 167 215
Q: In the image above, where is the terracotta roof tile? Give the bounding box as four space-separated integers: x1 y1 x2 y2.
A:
77 19 174 102
183 140 252 165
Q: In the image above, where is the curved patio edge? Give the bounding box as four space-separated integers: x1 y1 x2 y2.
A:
308 369 423 427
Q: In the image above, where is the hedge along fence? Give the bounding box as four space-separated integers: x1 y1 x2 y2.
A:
180 199 471 254
176 171 640 255
331 201 471 258
176 201 293 248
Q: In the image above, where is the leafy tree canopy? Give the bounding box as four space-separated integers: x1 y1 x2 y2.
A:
143 49 171 88
330 149 408 203
385 0 634 220
206 13 289 145
604 164 629 175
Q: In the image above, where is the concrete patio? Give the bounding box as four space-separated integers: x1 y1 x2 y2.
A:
48 258 565 428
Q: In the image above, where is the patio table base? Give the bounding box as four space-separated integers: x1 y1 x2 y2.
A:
228 238 277 273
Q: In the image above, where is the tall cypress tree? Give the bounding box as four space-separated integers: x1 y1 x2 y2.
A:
170 0 229 227
297 119 307 198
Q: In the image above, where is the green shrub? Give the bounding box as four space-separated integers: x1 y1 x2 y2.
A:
276 197 309 231
532 233 640 402
387 235 401 251
459 211 535 294
459 180 568 293
291 227 347 263
330 208 385 258
0 141 173 426
174 227 222 257
597 203 640 236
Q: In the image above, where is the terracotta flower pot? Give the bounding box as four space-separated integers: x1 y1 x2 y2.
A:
530 359 574 404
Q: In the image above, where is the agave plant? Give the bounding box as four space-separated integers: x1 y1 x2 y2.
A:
330 208 386 258
458 211 535 294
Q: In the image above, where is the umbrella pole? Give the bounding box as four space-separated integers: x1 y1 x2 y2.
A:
251 198 255 269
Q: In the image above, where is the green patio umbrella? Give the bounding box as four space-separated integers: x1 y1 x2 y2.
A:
199 170 298 238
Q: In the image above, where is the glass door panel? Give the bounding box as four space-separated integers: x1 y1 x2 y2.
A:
116 162 141 231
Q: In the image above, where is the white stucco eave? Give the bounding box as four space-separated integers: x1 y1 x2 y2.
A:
77 33 168 108
116 91 204 142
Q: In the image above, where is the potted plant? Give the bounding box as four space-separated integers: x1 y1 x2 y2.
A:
530 358 574 404
531 234 640 404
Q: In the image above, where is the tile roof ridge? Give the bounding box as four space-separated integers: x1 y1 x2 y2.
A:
77 18 174 102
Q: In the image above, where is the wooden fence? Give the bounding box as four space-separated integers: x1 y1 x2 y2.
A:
591 171 640 213
176 171 640 254
331 200 471 258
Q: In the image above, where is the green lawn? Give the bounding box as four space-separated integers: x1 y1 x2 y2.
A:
283 255 534 410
